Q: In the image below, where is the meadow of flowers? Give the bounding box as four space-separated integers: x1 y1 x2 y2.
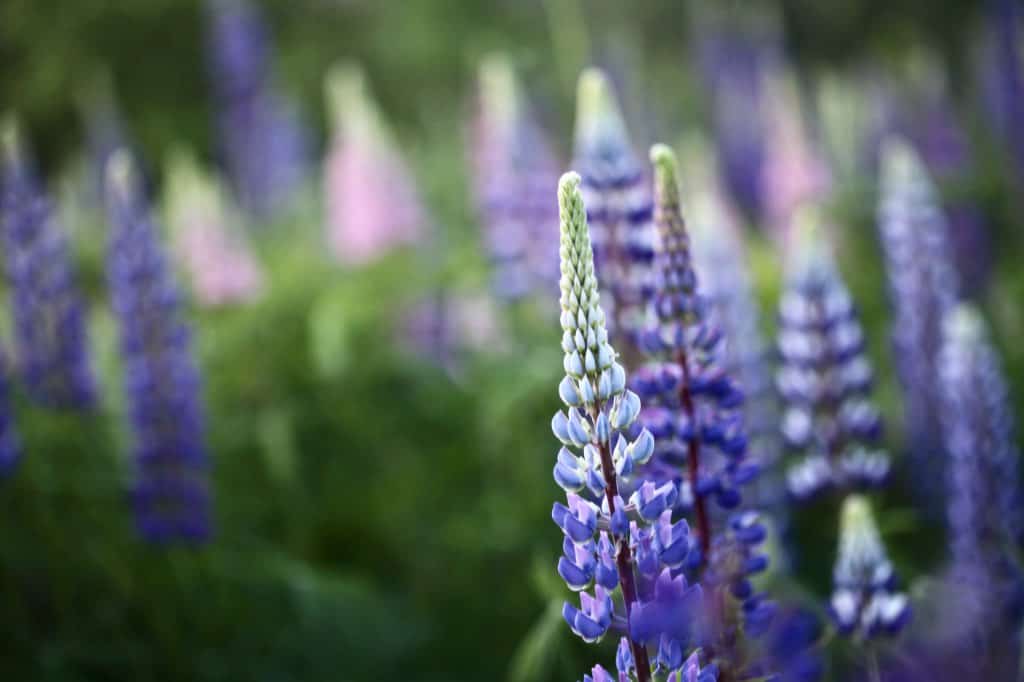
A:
1 1 1023 680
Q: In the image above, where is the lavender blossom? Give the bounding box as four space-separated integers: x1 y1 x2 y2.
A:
877 138 959 516
206 0 307 220
105 151 210 544
0 345 21 476
323 65 426 265
471 55 560 300
552 170 713 681
776 213 889 501
572 69 656 356
937 305 1023 648
164 151 264 306
0 122 96 409
830 495 910 638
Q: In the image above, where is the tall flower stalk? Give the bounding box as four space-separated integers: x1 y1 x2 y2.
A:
0 121 96 409
776 213 888 500
551 171 714 681
206 0 306 220
105 151 210 544
938 305 1022 658
470 55 560 300
572 68 656 360
876 138 959 516
323 64 426 265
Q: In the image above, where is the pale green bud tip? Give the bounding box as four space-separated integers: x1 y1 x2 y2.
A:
479 54 518 117
574 67 625 145
106 148 137 199
880 135 924 185
944 303 987 345
558 171 583 216
840 494 874 531
650 143 681 203
1 115 20 165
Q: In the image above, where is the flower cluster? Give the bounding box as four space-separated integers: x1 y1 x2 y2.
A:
572 69 656 354
776 213 889 501
0 122 96 409
938 305 1023 639
165 151 264 306
470 55 560 300
323 64 426 265
105 151 210 544
830 495 910 637
206 0 307 220
551 171 712 681
876 138 959 515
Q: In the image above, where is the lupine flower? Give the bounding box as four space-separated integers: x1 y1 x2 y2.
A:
572 68 656 355
937 305 1023 648
0 121 96 409
758 72 831 238
776 212 888 501
876 138 959 516
164 150 263 306
323 64 426 265
552 170 713 681
683 138 784 515
105 151 210 544
470 55 560 300
692 9 779 220
206 0 307 220
830 495 910 638
0 345 21 476
633 147 776 671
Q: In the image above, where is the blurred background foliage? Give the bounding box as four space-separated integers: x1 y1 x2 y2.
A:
1 0 1022 680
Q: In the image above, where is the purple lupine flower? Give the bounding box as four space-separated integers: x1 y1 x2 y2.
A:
470 55 560 300
206 0 307 220
553 171 717 681
629 147 778 675
164 152 263 307
0 345 21 476
0 123 96 409
877 138 959 516
692 10 779 221
937 305 1023 651
830 495 910 638
572 68 656 359
776 213 889 501
323 65 426 265
684 147 784 515
400 291 502 379
104 151 210 544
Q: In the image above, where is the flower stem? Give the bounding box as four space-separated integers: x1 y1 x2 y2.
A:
590 405 653 682
676 348 711 558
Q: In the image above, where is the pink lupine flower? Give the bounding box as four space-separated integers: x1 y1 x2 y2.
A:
323 65 425 265
164 151 263 306
759 72 831 240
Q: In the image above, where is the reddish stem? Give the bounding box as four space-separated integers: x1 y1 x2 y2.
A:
590 405 653 682
676 348 711 558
